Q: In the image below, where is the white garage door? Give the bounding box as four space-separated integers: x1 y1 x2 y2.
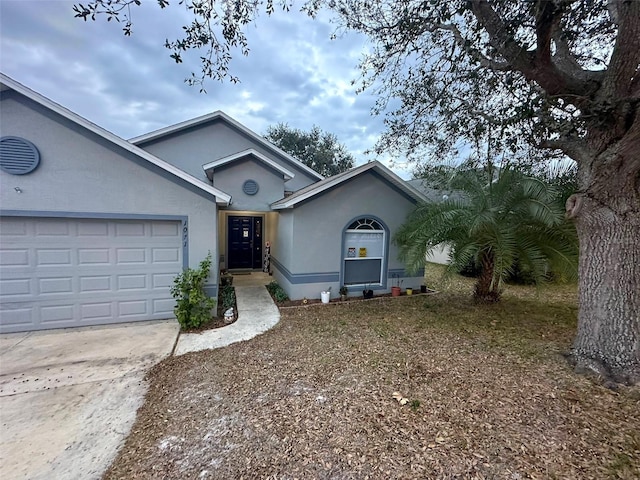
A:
0 217 183 333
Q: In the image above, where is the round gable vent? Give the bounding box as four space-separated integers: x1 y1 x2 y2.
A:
242 179 259 196
0 137 40 175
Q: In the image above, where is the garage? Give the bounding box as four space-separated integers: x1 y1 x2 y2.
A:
0 216 184 333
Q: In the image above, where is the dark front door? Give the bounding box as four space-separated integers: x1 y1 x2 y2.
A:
227 216 263 269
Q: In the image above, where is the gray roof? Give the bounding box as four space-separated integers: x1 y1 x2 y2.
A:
406 178 465 203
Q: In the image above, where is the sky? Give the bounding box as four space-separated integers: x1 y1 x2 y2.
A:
0 0 414 178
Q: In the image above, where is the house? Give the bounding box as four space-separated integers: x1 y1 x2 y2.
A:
406 178 455 265
0 74 426 333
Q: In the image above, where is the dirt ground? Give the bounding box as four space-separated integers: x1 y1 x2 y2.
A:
104 278 639 479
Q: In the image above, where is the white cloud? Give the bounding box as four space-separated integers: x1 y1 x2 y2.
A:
0 0 411 178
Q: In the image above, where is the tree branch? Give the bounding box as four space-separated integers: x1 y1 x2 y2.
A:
602 0 640 98
534 0 562 67
540 136 591 163
469 0 597 98
433 23 511 71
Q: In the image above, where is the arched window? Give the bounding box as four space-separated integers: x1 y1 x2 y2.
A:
343 217 387 286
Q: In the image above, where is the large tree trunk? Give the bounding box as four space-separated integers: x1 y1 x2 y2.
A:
568 187 640 385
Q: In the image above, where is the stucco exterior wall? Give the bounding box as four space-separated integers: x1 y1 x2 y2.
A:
272 210 294 273
272 172 424 300
0 93 219 286
212 158 285 211
136 120 319 192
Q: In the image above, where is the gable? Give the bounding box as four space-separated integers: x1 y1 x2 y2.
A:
132 113 322 192
0 91 223 214
0 75 230 205
293 170 419 214
212 157 286 211
272 161 427 209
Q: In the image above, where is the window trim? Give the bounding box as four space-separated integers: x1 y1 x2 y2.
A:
340 215 389 289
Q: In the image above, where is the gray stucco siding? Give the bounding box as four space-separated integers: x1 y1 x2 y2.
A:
136 119 319 191
213 158 285 211
273 210 294 271
0 94 219 278
274 172 423 299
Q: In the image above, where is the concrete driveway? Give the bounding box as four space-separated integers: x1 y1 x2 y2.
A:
0 320 179 480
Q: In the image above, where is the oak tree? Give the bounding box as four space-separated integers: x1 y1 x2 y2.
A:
265 123 354 176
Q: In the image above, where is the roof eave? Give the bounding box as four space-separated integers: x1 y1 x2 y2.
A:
202 149 295 181
269 161 428 209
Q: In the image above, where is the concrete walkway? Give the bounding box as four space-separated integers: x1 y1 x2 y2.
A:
174 272 280 356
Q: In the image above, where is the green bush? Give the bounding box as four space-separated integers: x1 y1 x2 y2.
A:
266 281 289 302
170 253 216 330
219 284 236 311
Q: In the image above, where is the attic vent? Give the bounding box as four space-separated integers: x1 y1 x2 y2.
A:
242 179 259 196
0 137 40 175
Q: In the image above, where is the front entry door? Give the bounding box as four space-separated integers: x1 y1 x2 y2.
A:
227 216 263 269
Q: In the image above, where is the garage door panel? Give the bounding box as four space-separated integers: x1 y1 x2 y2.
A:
36 249 72 266
35 220 70 236
40 304 75 323
152 222 181 236
81 302 113 320
0 277 32 296
115 222 146 236
0 218 28 235
38 277 73 294
117 274 147 290
0 217 184 333
79 275 111 293
152 273 175 289
118 300 148 317
116 248 146 264
78 248 111 265
152 247 180 263
77 220 109 236
0 249 29 266
0 305 33 329
153 298 175 315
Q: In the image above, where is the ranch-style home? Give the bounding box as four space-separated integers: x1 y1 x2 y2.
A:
0 73 427 333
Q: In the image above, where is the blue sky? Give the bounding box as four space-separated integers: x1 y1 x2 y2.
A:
0 0 414 178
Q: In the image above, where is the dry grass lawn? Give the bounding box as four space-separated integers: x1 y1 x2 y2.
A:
104 265 639 479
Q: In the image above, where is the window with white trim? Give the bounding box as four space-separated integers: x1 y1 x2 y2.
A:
343 218 386 286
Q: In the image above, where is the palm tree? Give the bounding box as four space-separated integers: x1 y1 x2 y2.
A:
396 166 578 302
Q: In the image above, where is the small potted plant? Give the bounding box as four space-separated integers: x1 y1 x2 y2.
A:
391 274 402 297
363 283 374 299
339 285 348 301
321 286 332 304
406 287 413 296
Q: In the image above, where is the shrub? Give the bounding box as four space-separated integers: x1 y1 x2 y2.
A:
220 284 236 311
170 253 216 330
266 281 289 303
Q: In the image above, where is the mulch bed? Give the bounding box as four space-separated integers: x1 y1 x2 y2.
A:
274 290 438 308
104 288 640 479
181 289 238 333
